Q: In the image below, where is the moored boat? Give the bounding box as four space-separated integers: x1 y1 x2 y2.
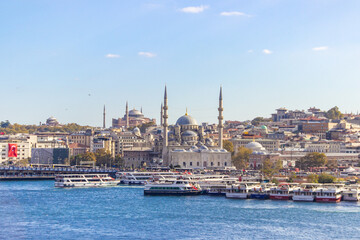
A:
144 180 202 195
315 184 343 203
269 183 298 200
343 185 360 201
249 183 274 200
292 183 321 202
55 174 119 188
226 182 259 199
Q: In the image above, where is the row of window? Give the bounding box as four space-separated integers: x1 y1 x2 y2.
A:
183 162 228 167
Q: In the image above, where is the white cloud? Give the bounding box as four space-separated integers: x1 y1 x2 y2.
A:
248 50 253 53
220 11 250 17
105 54 120 58
138 52 157 58
179 5 208 13
263 49 273 54
312 46 328 51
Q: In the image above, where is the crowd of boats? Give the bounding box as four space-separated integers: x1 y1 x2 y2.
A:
54 171 360 203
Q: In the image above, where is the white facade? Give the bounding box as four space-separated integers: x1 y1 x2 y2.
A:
169 146 232 169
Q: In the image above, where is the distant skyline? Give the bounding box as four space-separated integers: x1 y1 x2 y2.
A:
1 0 360 126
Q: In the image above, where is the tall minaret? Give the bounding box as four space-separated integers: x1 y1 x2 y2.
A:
103 105 106 129
126 101 129 128
160 103 163 126
162 86 169 164
218 86 224 149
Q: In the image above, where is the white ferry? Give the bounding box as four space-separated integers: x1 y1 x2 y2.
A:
226 182 259 199
269 183 298 200
292 183 321 202
55 174 120 188
117 172 179 185
343 186 360 201
144 180 202 195
315 184 343 203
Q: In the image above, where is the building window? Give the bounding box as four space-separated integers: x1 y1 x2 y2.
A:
197 162 199 166
190 162 192 166
218 162 220 166
224 162 227 166
183 162 186 167
211 162 213 166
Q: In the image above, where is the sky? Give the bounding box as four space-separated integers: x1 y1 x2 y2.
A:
1 0 360 127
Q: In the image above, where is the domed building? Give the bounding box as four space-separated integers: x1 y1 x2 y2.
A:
112 102 156 129
156 86 232 170
46 117 60 126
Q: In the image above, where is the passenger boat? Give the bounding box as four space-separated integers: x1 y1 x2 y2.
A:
226 182 259 199
292 183 321 202
315 184 343 203
55 174 120 188
249 183 274 200
269 183 298 200
117 172 179 185
144 180 202 195
342 186 360 201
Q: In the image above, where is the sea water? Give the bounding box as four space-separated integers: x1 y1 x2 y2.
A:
1 181 360 240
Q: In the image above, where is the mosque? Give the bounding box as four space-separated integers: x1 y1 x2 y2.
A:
159 86 232 169
112 102 156 128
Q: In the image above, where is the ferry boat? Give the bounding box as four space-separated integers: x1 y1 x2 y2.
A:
226 182 259 199
315 184 343 203
342 186 360 201
144 180 202 195
292 183 321 202
117 172 179 185
249 183 274 200
269 183 298 200
55 174 120 188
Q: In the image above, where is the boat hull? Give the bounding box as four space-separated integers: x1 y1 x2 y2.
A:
315 197 341 203
270 195 292 200
343 196 360 201
226 193 248 199
144 190 202 196
292 196 315 202
250 193 269 200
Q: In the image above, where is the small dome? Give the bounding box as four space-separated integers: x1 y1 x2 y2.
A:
46 116 59 126
261 125 267 130
133 127 141 136
181 130 197 137
176 114 197 126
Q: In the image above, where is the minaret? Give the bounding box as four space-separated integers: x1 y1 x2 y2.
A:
126 101 129 128
103 105 106 129
160 103 164 126
141 106 143 113
162 86 169 165
163 86 168 148
218 86 224 149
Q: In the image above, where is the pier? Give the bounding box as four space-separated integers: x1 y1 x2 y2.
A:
0 166 117 181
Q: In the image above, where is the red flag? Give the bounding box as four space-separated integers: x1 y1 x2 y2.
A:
0 132 4 135
8 144 17 157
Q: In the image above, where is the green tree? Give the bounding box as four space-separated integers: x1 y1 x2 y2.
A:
307 174 319 183
296 152 327 170
94 149 113 167
113 154 125 168
72 152 96 166
223 140 234 155
251 117 264 126
232 147 252 170
261 158 283 178
325 106 343 120
318 173 336 183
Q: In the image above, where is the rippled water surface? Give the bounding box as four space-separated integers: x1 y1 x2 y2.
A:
1 181 360 239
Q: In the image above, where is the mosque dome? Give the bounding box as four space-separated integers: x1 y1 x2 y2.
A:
245 141 266 152
129 109 144 118
176 114 198 126
46 116 59 126
261 125 268 130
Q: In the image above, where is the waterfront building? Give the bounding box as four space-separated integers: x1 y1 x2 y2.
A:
123 147 154 168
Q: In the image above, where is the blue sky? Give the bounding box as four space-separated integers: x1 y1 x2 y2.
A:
1 0 360 126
